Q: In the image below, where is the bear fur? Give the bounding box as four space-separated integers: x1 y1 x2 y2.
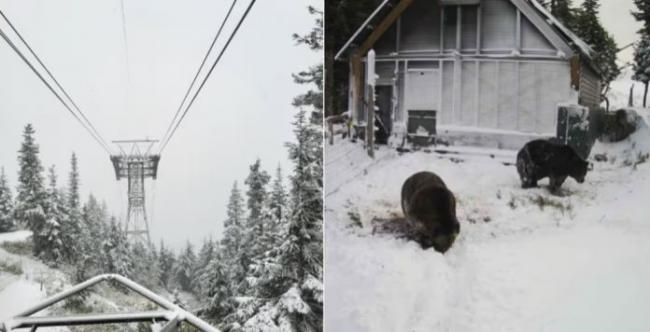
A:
401 171 460 253
516 139 589 193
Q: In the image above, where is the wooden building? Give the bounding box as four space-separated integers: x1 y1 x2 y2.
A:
336 0 602 145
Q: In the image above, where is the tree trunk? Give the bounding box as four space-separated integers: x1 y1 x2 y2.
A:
644 82 648 108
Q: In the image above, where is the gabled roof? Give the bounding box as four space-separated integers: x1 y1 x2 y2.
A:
336 0 596 64
334 0 397 61
527 0 595 58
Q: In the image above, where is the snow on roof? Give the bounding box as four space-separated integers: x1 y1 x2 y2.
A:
334 0 395 61
528 0 595 59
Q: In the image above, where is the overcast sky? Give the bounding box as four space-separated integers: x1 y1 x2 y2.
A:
0 0 321 250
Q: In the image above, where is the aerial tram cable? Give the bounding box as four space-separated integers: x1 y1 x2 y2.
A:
158 0 239 151
0 19 113 155
0 10 113 154
119 0 132 114
158 0 256 153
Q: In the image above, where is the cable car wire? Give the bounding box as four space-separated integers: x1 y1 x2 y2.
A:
0 16 112 154
0 10 113 154
159 0 256 153
158 0 239 152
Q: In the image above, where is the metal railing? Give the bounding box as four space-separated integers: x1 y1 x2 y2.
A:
0 274 220 332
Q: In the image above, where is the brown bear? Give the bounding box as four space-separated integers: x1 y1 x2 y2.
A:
516 139 589 193
401 171 460 253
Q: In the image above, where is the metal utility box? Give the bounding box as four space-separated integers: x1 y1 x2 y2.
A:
556 105 602 160
407 110 437 146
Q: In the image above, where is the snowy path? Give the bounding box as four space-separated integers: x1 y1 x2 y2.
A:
325 130 650 332
0 278 47 320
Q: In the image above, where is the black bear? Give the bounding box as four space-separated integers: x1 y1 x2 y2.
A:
516 139 589 193
401 171 460 253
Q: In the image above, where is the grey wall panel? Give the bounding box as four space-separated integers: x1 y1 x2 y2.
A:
441 61 455 124
521 15 554 52
461 61 478 126
461 6 478 50
482 0 517 50
497 62 518 130
478 62 498 127
536 61 571 133
401 0 441 51
518 62 537 132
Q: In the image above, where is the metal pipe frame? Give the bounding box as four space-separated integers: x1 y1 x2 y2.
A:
10 311 172 328
1 274 220 332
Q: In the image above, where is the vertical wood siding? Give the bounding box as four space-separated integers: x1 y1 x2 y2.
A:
579 63 601 109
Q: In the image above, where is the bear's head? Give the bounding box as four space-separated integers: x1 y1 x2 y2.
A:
570 157 589 183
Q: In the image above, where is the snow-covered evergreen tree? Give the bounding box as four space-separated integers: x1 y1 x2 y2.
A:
245 159 270 223
633 0 650 36
193 238 217 296
543 0 575 29
574 0 620 93
634 36 650 107
14 124 48 255
173 241 196 291
633 0 650 107
130 241 160 288
41 166 64 265
230 7 324 329
203 251 234 323
0 167 15 232
61 153 88 263
221 182 246 265
205 182 246 323
83 194 108 270
292 6 323 125
242 160 271 269
103 217 132 277
269 165 287 223
237 110 323 332
158 240 176 288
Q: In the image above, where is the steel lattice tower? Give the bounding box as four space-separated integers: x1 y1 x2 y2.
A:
110 140 160 244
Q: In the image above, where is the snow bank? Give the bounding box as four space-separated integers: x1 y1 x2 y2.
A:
0 230 32 244
592 115 650 167
0 279 46 320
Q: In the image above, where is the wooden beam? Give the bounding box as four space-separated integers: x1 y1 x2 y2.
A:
456 6 462 51
477 5 482 53
353 0 415 58
516 10 522 52
570 55 581 90
351 55 364 125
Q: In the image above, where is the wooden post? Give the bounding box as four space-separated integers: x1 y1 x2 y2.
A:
366 49 376 158
367 86 376 158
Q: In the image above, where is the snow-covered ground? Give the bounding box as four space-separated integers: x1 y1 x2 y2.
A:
607 67 644 110
324 123 650 331
0 230 173 331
